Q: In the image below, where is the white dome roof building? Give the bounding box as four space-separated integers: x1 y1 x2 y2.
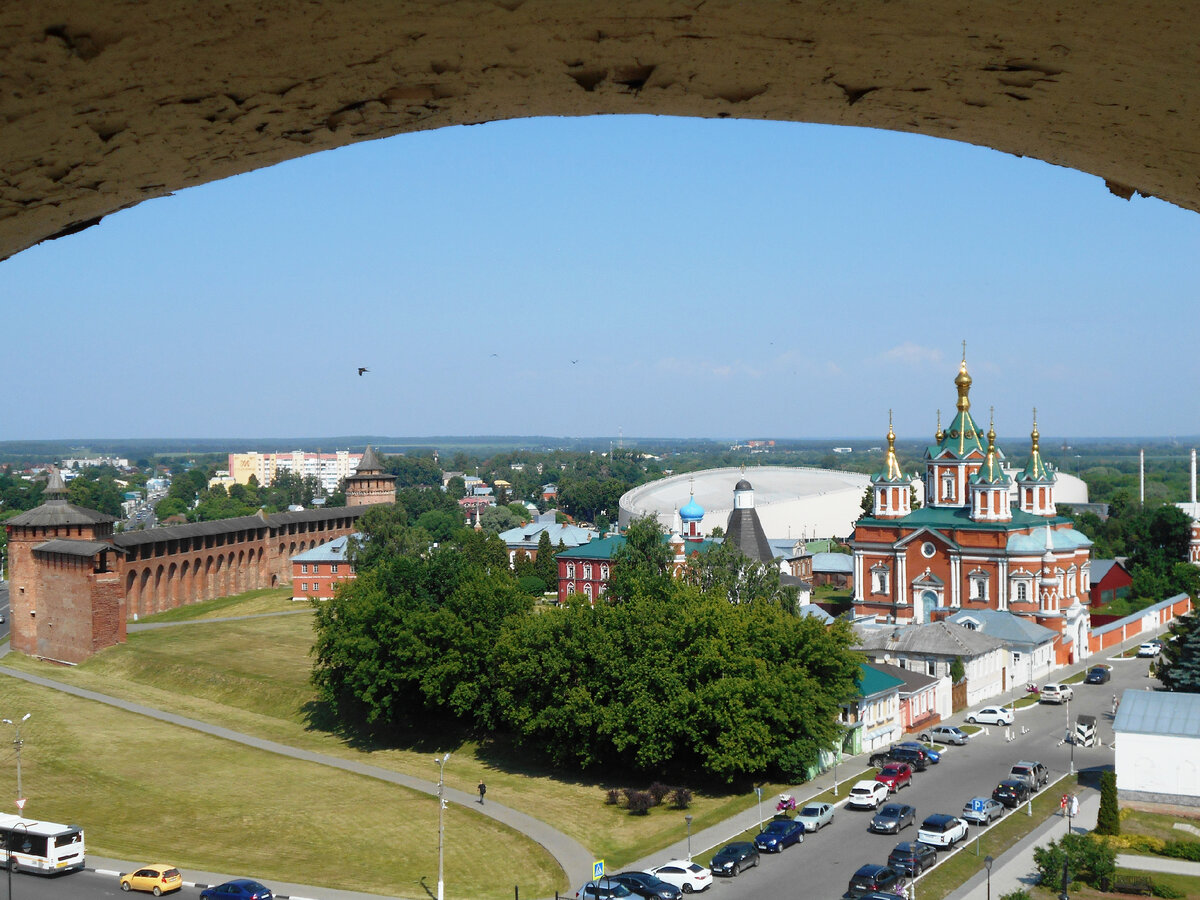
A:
619 466 873 541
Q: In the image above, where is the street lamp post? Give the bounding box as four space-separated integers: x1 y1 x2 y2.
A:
685 815 693 861
7 821 27 900
1 714 30 805
984 855 994 900
754 787 763 833
434 752 450 900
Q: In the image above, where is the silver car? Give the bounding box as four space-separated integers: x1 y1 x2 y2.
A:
793 801 835 832
961 796 1004 825
919 725 969 745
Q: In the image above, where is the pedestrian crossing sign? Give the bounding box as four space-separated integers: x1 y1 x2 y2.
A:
593 860 604 879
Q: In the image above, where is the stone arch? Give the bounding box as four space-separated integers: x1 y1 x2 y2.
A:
154 564 166 613
204 555 214 600
126 569 140 619
180 559 191 604
167 561 179 608
235 549 246 595
138 568 151 616
2 6 1199 263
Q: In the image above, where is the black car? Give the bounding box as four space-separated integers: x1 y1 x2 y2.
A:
610 872 682 900
868 745 929 772
845 864 902 899
709 841 760 877
869 802 917 834
1085 665 1112 684
992 779 1033 808
887 840 938 876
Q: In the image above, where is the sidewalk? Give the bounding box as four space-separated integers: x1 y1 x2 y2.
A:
946 789 1099 900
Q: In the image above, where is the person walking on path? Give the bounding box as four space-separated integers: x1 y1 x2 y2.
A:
478 781 487 804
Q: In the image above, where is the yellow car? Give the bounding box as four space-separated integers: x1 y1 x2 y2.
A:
120 864 184 895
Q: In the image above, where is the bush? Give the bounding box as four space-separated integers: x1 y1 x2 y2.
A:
1162 838 1200 862
1151 881 1186 899
1103 834 1166 854
626 790 654 815
670 787 693 810
999 891 1032 900
605 788 621 806
648 782 671 805
1033 834 1116 891
1096 771 1120 835
517 575 547 596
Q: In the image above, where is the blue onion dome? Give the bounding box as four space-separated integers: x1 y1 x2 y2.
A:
680 493 705 521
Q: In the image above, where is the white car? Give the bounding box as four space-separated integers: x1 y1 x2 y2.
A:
846 780 890 810
966 705 1014 726
1138 640 1163 657
646 860 712 894
917 814 969 848
1040 683 1074 704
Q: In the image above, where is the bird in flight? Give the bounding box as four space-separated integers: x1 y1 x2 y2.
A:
357 367 369 376
570 359 579 365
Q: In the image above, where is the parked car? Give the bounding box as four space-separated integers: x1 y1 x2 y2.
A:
896 740 940 764
1138 640 1163 657
793 801 835 832
709 842 759 876
1040 683 1074 704
992 779 1032 808
887 840 939 876
961 796 1004 825
576 880 635 900
610 872 682 900
1085 665 1112 684
869 803 917 834
199 882 273 900
869 745 929 771
645 861 711 894
753 818 805 853
120 866 183 896
919 724 970 745
966 705 1014 726
875 763 914 793
916 814 968 849
847 780 891 810
1009 760 1050 791
845 864 902 898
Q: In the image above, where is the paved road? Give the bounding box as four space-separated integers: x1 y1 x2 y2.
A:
627 642 1156 900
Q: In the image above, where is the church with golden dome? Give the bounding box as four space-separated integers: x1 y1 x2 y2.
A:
851 352 1093 665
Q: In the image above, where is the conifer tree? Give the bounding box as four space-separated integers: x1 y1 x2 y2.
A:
1095 771 1120 835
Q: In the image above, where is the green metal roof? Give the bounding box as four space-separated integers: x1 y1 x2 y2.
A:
930 408 987 459
858 504 1070 532
856 662 906 699
556 534 720 560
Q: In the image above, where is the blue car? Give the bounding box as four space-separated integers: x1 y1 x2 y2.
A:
897 740 940 764
199 880 273 900
753 818 805 853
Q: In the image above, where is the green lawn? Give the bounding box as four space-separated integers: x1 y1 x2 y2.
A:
135 586 299 622
0 677 560 899
2 592 790 871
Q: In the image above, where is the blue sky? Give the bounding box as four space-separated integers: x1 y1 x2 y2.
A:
3 115 1197 442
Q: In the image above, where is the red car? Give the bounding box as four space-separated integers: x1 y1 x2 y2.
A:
875 762 913 793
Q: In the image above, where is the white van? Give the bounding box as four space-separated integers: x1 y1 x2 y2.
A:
1040 683 1073 704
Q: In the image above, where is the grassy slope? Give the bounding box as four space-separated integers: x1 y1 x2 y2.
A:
0 677 558 899
3 590 782 871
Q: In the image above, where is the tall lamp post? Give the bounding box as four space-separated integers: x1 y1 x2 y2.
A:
1066 697 1075 775
7 821 27 900
2 714 30 805
684 815 693 861
434 752 450 900
754 787 763 833
984 855 994 900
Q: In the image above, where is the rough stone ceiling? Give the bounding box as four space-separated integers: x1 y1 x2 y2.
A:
2 2 1197 261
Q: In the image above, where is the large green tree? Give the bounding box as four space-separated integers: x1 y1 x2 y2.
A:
1157 608 1200 692
605 516 673 603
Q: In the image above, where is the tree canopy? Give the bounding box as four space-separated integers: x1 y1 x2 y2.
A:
312 508 862 783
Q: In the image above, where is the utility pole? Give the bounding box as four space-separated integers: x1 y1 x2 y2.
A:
435 752 450 900
2 714 31 806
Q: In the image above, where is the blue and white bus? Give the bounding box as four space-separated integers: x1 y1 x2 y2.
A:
0 812 85 874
